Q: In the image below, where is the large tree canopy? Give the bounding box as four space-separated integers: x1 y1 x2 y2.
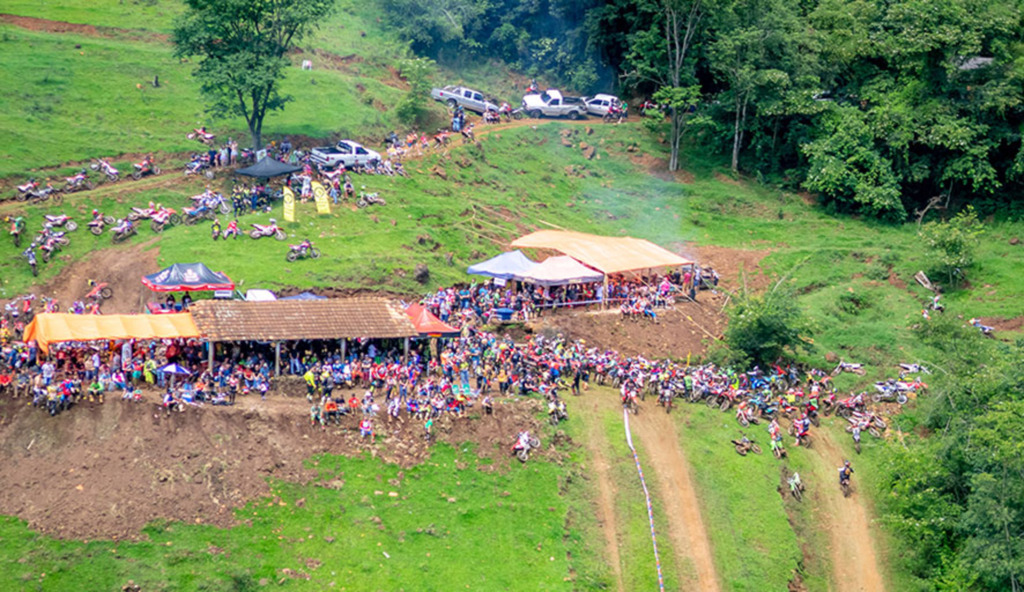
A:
173 0 336 149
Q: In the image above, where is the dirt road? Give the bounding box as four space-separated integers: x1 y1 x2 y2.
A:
815 431 887 592
574 396 625 592
632 406 721 592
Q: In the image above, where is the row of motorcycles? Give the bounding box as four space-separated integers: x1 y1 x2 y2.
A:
10 157 160 204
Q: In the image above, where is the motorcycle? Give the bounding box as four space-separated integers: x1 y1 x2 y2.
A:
603 105 627 123
621 393 639 415
732 436 762 456
182 205 215 226
787 472 805 502
250 222 286 241
127 206 158 222
87 214 116 236
131 159 161 180
831 361 866 376
512 432 542 463
23 247 37 277
43 214 78 232
62 171 94 193
7 216 26 247
186 127 216 145
286 241 320 262
16 179 39 199
657 389 673 414
111 220 137 243
84 281 113 303
184 156 215 179
39 235 65 262
19 183 62 205
90 158 120 182
150 207 181 233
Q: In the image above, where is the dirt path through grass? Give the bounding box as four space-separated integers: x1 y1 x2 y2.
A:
574 395 625 592
815 431 887 592
632 406 721 592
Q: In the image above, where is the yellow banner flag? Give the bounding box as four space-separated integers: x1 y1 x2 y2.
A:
283 185 296 222
312 181 331 215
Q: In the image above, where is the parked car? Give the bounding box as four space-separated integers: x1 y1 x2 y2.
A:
585 94 623 117
309 140 381 169
521 90 588 120
430 85 499 114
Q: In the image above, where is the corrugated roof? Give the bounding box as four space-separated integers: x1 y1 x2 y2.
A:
189 299 418 342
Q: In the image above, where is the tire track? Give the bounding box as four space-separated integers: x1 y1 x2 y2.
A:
632 407 721 592
814 431 887 592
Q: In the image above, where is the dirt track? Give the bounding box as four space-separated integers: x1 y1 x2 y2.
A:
632 405 721 592
815 431 887 592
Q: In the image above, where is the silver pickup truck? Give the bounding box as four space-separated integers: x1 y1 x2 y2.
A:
521 89 588 120
430 85 499 114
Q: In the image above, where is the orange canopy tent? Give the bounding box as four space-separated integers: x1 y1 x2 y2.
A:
23 313 200 354
510 230 692 274
405 304 460 337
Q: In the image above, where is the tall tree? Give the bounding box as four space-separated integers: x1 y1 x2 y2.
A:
173 0 336 150
624 0 707 171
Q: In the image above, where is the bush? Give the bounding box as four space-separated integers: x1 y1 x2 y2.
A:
723 275 813 366
918 205 983 289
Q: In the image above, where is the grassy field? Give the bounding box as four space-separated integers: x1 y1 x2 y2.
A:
0 443 611 591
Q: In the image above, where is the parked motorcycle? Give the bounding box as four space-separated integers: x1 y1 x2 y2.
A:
43 214 77 232
732 436 762 456
18 183 62 205
7 216 26 247
62 170 94 193
87 212 116 236
182 205 215 226
111 220 137 243
286 240 320 262
250 221 285 241
23 247 37 277
90 158 120 182
184 156 215 179
131 158 161 180
150 207 181 233
186 127 216 145
15 179 39 199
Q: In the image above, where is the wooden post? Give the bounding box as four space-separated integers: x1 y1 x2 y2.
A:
207 340 214 372
602 275 609 309
403 337 409 364
340 338 347 361
274 341 281 377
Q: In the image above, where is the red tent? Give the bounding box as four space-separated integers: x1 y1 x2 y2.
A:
406 304 460 337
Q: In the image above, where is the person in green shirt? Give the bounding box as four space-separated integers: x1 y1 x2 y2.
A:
88 379 104 403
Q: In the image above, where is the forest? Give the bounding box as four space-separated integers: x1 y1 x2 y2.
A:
382 0 1024 222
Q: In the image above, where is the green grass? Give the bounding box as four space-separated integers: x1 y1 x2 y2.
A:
0 443 606 591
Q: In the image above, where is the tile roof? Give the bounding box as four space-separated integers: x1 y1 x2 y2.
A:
189 299 418 342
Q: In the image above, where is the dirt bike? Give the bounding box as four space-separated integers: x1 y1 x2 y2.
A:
16 179 39 199
286 242 320 262
787 472 804 501
512 434 541 462
23 247 37 277
39 237 64 262
150 208 181 233
658 390 673 414
90 158 120 182
736 407 758 427
250 222 286 241
832 361 865 376
187 128 216 145
20 184 62 205
184 157 215 179
62 171 94 193
622 395 639 415
7 217 26 247
111 221 137 243
732 437 762 456
182 206 216 226
356 192 386 208
603 107 627 123
131 160 161 180
43 214 77 232
85 281 113 303
770 437 787 459
840 477 852 498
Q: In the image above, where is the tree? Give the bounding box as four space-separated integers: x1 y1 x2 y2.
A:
624 0 708 171
173 0 336 150
394 57 437 126
919 205 984 287
723 275 813 366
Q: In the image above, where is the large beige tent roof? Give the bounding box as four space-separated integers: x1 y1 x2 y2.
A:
510 230 692 274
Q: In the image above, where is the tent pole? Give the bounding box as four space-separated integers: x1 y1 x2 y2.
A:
274 341 281 377
602 275 608 310
403 337 409 364
207 341 214 373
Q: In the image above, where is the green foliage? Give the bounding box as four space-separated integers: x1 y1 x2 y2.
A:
172 0 337 149
394 57 437 126
919 205 984 287
723 275 813 366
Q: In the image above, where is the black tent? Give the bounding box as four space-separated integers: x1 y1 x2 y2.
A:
235 156 302 178
142 263 235 292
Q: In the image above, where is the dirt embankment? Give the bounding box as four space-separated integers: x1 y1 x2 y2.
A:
0 13 169 42
0 392 547 540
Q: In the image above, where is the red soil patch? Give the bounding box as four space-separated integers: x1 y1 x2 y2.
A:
713 171 743 186
0 392 547 540
980 316 1024 333
0 13 169 42
628 153 695 183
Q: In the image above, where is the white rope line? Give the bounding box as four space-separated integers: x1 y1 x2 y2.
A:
623 408 666 591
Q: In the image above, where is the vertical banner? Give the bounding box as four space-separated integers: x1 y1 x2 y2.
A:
311 180 331 215
283 185 296 222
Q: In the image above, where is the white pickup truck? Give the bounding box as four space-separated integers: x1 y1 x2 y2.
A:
521 89 588 120
430 85 499 114
309 140 380 169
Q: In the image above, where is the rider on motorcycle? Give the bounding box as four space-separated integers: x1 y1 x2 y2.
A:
795 413 811 444
113 218 133 234
839 461 854 485
514 430 532 451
